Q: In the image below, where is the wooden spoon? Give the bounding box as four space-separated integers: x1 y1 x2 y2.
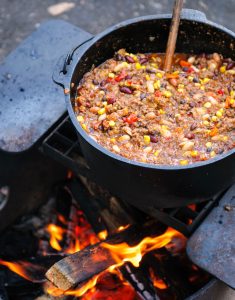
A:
163 0 184 72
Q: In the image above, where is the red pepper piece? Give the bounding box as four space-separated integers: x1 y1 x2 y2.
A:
155 91 162 97
115 71 127 82
179 60 191 67
123 113 138 124
217 89 224 95
106 77 114 83
187 67 194 73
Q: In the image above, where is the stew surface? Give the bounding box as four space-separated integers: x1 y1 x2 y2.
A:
74 49 235 166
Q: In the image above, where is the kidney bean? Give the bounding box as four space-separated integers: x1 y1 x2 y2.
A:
150 135 158 143
125 74 132 80
139 57 148 64
100 80 106 87
190 123 197 131
180 99 186 104
226 61 235 70
92 79 99 85
119 86 133 94
193 77 199 83
107 98 116 104
185 133 195 139
146 68 156 74
189 102 196 108
125 55 135 63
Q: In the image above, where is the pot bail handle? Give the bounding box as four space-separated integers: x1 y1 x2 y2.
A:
180 9 207 22
53 36 94 88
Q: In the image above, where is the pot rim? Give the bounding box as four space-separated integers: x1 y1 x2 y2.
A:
65 12 235 171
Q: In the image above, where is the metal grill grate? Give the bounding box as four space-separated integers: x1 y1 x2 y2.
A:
41 115 222 236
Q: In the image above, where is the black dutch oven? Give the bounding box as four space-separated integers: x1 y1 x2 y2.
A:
53 9 235 209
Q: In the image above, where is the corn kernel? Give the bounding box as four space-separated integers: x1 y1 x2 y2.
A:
145 74 150 80
81 123 87 131
110 138 116 143
220 65 226 73
144 135 150 144
230 90 235 98
230 98 235 105
159 109 165 114
102 101 108 106
206 142 212 148
204 102 212 108
200 86 205 90
163 91 172 98
177 88 184 93
212 116 218 122
98 108 106 115
130 54 137 61
203 120 210 126
178 84 184 89
108 72 115 78
210 151 216 157
173 70 179 75
135 63 142 70
109 120 116 127
154 150 160 157
156 72 163 78
202 78 210 84
77 115 84 122
191 150 198 157
188 76 194 81
216 110 223 118
154 80 161 89
180 160 189 166
223 136 228 141
194 83 201 87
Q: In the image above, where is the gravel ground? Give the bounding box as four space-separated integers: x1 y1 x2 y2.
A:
0 0 235 62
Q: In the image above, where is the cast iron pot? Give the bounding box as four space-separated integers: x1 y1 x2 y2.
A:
54 9 235 209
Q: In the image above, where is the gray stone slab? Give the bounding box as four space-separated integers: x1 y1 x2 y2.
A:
0 20 91 152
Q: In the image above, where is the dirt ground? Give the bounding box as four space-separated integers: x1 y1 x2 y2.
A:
0 0 235 62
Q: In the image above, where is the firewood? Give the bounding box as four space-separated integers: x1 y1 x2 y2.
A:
46 243 115 291
46 221 163 291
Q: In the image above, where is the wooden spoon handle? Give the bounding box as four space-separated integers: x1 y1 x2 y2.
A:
163 0 184 72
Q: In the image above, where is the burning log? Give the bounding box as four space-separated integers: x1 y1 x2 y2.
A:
46 242 115 290
46 221 181 291
69 177 162 299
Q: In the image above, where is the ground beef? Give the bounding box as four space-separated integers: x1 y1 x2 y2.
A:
74 49 235 166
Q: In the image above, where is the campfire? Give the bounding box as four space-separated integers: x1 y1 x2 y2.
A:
0 177 210 300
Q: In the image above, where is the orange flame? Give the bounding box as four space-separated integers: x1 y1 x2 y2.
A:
149 268 167 290
46 274 100 297
98 230 108 240
117 224 130 232
45 228 182 298
102 228 184 268
0 260 45 283
57 213 67 225
46 224 65 251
